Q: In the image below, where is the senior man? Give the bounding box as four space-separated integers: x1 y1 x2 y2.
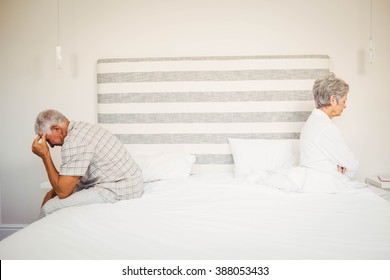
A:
32 109 143 217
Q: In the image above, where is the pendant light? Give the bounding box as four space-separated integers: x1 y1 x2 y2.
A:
369 0 375 64
56 0 62 69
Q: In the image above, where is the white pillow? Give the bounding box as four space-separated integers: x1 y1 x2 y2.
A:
228 138 297 178
129 150 196 182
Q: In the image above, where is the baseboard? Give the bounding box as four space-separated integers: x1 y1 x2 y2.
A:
0 224 28 240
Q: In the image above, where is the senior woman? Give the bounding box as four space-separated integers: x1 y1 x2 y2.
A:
299 72 359 192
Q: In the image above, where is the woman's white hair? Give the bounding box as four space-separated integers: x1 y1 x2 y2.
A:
34 109 68 135
313 72 349 108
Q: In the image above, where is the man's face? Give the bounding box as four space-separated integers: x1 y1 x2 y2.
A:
41 126 64 148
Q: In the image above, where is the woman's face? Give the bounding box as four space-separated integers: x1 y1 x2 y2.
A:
332 94 348 117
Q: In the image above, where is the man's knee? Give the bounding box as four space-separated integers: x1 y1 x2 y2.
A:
39 197 60 218
39 205 49 219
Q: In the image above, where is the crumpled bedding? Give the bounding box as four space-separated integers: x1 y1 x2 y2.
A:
0 173 389 260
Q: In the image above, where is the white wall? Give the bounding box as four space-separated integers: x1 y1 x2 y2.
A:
0 171 2 223
1 0 389 224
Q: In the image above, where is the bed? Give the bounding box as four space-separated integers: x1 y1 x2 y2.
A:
1 55 390 260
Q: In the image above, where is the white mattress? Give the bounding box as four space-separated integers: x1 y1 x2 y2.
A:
1 173 390 260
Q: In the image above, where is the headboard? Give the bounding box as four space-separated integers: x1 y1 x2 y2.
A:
97 55 330 174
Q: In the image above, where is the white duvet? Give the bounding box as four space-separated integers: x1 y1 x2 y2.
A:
1 173 390 260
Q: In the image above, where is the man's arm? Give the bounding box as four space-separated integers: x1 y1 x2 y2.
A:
41 188 56 207
32 134 79 199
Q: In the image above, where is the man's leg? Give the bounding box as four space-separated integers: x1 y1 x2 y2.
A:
39 188 115 218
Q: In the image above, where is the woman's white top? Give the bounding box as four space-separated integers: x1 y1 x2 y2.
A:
299 109 359 192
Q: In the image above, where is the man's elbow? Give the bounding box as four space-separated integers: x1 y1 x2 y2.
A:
56 190 73 199
56 189 73 199
56 175 79 199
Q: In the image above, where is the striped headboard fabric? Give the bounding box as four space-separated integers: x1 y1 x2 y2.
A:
97 55 330 174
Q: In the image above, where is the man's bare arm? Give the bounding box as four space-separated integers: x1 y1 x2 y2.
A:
32 134 79 199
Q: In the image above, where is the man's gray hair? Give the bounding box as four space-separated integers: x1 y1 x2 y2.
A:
34 109 68 135
313 72 349 108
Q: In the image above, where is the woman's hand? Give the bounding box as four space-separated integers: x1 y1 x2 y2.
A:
337 165 347 174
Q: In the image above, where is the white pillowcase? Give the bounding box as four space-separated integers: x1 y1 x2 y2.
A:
129 150 196 182
228 138 297 178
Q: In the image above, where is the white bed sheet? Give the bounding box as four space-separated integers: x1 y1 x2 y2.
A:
1 173 390 260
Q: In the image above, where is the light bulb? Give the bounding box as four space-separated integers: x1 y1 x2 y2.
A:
56 45 62 69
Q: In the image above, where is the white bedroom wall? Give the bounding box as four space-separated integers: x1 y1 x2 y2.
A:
0 0 389 224
0 170 2 224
